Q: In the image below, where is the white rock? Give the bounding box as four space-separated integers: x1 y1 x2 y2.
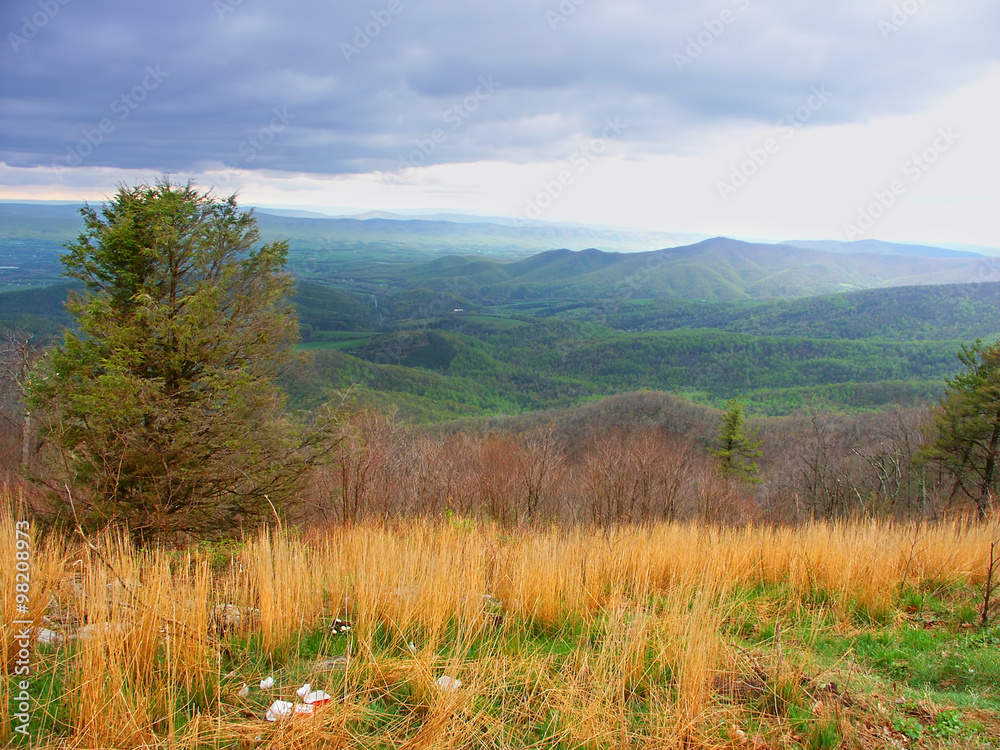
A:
238 683 250 698
260 676 274 690
69 623 128 641
37 628 63 645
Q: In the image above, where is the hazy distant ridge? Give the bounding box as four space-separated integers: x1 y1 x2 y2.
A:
781 238 982 259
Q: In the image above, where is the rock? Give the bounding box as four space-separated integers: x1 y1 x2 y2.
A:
238 683 250 698
260 676 274 690
211 603 241 631
36 628 63 645
713 672 767 700
69 623 129 641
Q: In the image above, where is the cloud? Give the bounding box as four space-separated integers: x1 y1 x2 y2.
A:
1 0 998 178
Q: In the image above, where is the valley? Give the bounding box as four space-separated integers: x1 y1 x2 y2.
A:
2 204 999 420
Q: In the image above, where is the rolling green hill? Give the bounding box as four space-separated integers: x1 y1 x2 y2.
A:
4 271 997 418
563 282 1000 342
0 282 77 338
293 282 380 336
386 239 990 303
0 280 379 340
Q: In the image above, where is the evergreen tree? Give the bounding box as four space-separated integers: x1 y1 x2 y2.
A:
920 339 1000 519
28 179 337 540
710 397 762 483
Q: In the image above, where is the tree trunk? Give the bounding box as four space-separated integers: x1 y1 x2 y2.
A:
978 413 1000 520
20 411 32 468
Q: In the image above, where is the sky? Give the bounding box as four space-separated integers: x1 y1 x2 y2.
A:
2 0 999 247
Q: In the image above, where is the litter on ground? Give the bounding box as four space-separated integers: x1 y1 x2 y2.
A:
436 675 462 691
264 691 331 721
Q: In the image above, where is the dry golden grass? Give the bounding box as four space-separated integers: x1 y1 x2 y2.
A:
1 487 997 748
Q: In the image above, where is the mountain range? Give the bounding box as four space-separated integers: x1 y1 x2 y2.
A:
3 200 999 419
381 237 996 303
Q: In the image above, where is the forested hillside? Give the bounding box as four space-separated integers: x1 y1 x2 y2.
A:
4 270 999 418
2 206 998 420
376 238 992 302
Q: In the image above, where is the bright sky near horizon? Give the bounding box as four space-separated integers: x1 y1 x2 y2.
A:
2 0 998 247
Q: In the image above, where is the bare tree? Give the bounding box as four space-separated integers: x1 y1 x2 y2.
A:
0 330 43 470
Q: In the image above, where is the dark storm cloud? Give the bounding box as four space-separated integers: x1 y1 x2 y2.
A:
2 0 998 176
